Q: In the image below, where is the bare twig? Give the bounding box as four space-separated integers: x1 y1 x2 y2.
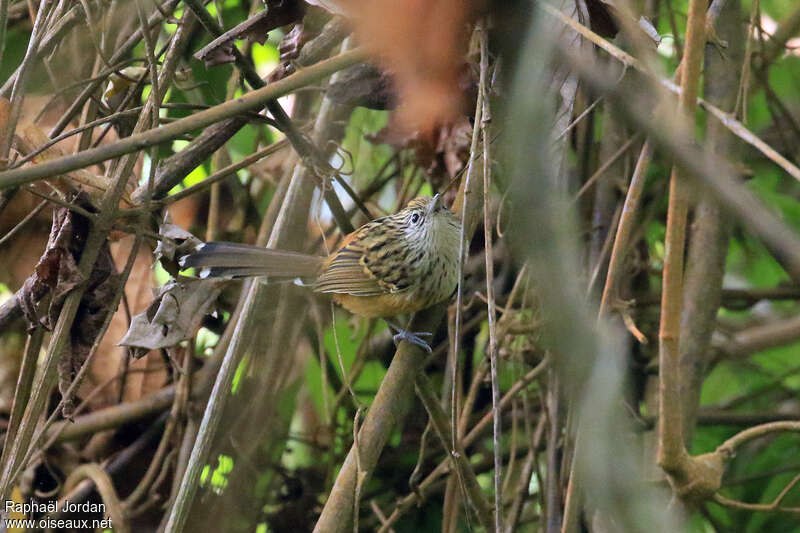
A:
1 0 55 161
63 464 130 533
759 3 800 66
559 37 800 283
0 199 46 246
0 49 367 191
0 0 9 67
680 0 743 437
0 327 42 472
720 314 800 359
414 373 495 529
378 357 549 532
539 1 800 183
479 20 504 531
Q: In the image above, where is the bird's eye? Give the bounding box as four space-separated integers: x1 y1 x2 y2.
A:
410 213 420 224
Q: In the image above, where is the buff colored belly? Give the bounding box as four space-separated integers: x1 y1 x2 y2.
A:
333 292 429 318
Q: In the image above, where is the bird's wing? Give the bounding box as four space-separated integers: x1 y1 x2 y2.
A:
314 222 404 297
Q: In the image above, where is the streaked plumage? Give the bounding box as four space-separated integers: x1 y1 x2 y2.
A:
181 195 462 318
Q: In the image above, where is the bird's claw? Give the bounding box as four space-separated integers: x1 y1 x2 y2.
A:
387 323 433 353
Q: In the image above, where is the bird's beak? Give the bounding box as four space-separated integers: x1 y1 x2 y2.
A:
428 194 440 216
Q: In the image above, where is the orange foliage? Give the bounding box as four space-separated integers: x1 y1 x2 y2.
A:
342 0 474 133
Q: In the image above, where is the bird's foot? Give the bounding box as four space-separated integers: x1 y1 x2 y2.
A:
387 322 433 353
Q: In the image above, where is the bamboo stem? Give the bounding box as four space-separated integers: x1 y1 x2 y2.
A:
657 0 708 476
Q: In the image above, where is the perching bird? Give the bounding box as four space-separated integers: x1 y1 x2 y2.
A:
180 194 461 350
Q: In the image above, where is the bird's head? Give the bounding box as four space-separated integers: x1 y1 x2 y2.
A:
397 195 461 253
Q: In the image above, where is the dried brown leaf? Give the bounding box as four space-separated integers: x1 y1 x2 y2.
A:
19 199 90 330
118 277 225 354
154 222 204 277
586 0 619 38
17 194 120 417
267 23 309 82
336 0 476 133
368 114 473 182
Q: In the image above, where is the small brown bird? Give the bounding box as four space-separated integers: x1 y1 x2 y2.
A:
181 195 461 350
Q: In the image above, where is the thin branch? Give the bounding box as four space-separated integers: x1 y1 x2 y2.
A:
157 136 292 206
1 0 55 161
479 21 503 532
447 25 486 503
0 198 46 246
414 373 495 529
0 327 42 472
720 312 800 359
598 141 653 316
378 357 549 532
759 3 800 66
559 41 800 284
0 0 8 68
181 0 362 232
64 464 130 533
717 420 800 457
539 1 800 183
713 493 800 514
0 49 367 192
575 133 640 200
46 0 181 137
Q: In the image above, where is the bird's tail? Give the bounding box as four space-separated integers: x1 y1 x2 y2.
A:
180 242 324 281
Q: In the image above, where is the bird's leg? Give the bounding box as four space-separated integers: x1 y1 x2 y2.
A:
386 321 433 353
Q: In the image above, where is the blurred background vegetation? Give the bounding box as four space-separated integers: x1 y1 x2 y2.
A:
0 0 799 532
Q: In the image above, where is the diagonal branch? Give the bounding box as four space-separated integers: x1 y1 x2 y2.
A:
539 1 800 183
0 49 366 192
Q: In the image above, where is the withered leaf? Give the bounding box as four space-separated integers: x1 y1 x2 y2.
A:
154 223 203 263
330 0 475 133
326 64 396 110
267 23 308 83
367 114 473 182
118 277 225 355
585 0 661 44
18 193 120 417
364 61 476 178
20 194 93 331
304 0 346 16
194 1 306 67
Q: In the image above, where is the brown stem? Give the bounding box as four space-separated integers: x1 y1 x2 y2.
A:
0 327 42 472
657 0 708 479
377 357 549 532
721 314 800 358
680 0 744 440
414 373 495 529
717 421 800 458
313 309 443 533
45 386 175 442
0 0 55 161
478 21 503 532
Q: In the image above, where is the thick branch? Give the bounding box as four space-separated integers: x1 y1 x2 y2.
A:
657 0 708 477
679 0 742 445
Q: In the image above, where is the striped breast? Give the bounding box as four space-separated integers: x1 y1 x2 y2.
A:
312 200 461 318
